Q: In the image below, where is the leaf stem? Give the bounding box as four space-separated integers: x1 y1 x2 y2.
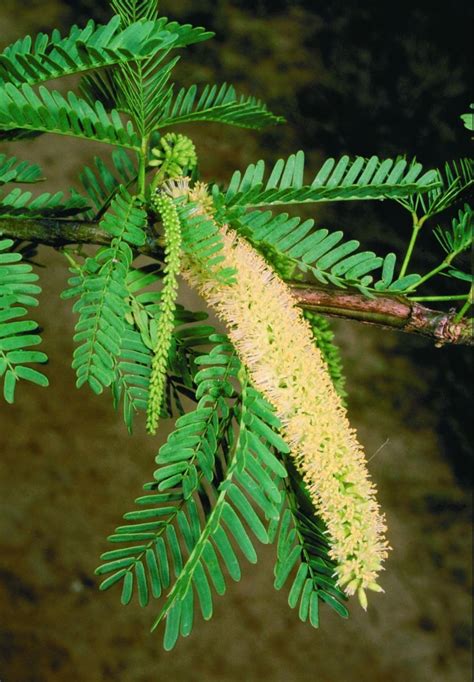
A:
94 174 139 221
138 133 150 200
404 261 449 292
454 284 473 322
399 212 427 278
409 294 469 302
404 237 471 293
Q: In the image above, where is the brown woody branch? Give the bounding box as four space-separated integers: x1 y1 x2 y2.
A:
292 284 473 346
1 216 472 347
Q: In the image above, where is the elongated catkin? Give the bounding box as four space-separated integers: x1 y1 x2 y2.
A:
184 226 389 607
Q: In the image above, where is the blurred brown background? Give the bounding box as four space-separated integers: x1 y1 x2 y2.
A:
0 1 472 681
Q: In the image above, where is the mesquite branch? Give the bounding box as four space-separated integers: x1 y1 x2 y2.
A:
1 216 472 346
292 284 472 346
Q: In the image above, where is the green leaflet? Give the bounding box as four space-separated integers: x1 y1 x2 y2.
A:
434 204 473 261
150 379 287 650
100 6 213 135
0 187 89 219
176 199 235 284
69 246 130 394
0 237 48 403
79 149 138 218
111 3 214 49
397 158 473 219
0 83 141 148
272 469 349 627
96 335 289 650
113 53 180 136
152 335 241 492
112 326 153 431
64 189 147 394
2 0 472 656
216 154 440 294
402 204 474 292
233 206 421 293
0 154 43 185
0 16 178 88
110 0 159 24
461 104 474 132
100 186 147 247
156 82 284 130
218 152 440 207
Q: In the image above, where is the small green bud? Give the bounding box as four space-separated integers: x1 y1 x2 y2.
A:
150 133 197 185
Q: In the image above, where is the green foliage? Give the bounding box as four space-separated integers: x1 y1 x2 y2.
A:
434 204 473 260
113 5 214 49
100 186 147 246
460 104 473 131
0 16 177 88
79 149 138 218
398 158 473 219
98 5 213 137
0 237 48 403
272 480 349 626
113 54 179 137
0 154 43 185
0 83 141 148
63 189 147 393
461 108 473 132
176 198 235 283
112 325 153 430
153 334 240 497
426 204 474 286
0 187 89 218
66 247 130 393
233 206 421 293
217 152 440 208
97 337 289 649
0 0 472 654
395 163 473 292
110 0 159 24
156 82 284 130
111 264 212 432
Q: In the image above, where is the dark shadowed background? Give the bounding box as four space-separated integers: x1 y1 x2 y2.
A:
0 1 472 681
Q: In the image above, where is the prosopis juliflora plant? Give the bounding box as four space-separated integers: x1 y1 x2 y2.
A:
0 0 472 651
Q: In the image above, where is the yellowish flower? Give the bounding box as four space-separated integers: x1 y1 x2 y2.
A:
183 226 390 606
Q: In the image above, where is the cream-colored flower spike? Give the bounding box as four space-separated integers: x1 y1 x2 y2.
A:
177 183 389 607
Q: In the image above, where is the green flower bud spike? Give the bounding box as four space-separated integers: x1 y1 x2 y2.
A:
146 192 182 434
